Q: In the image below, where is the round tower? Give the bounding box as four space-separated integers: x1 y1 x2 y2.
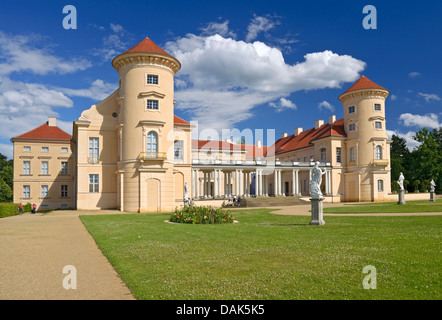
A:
339 75 390 201
112 37 181 212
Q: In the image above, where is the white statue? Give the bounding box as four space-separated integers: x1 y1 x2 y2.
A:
397 172 405 191
310 162 326 199
430 179 436 192
184 182 189 200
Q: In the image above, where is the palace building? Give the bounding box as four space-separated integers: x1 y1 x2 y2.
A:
11 37 391 212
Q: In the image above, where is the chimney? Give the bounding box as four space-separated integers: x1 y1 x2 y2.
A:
329 115 336 124
315 120 324 129
281 132 288 138
256 140 262 148
294 127 303 136
48 117 57 127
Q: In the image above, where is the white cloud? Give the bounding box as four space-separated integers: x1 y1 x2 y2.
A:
408 72 421 78
0 143 13 160
317 101 335 112
200 20 236 38
269 98 297 112
387 130 421 151
399 113 441 129
0 31 91 75
390 94 398 101
418 92 441 103
246 14 280 42
166 31 365 131
58 79 117 100
91 23 134 61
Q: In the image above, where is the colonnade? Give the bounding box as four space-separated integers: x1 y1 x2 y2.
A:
190 166 332 199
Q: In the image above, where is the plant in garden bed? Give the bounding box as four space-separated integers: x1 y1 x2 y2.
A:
169 205 234 224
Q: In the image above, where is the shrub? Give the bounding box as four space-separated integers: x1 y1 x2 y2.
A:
169 205 235 224
0 202 32 218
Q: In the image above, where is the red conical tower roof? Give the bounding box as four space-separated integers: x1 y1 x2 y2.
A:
123 37 172 57
341 75 387 96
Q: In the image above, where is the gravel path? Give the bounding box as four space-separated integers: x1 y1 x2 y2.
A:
0 211 134 300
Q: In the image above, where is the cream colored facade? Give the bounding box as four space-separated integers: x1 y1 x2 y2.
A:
11 37 392 212
11 118 75 210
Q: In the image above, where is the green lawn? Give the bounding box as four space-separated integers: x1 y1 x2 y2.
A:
324 199 442 214
80 209 441 300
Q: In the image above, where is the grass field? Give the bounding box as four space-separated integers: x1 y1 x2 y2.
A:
324 199 442 214
80 208 441 300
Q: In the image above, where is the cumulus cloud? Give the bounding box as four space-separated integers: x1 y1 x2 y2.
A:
200 20 236 38
166 28 365 131
317 101 335 112
91 23 134 61
269 98 297 112
387 130 421 151
58 79 117 100
399 113 441 129
418 92 441 103
0 31 91 75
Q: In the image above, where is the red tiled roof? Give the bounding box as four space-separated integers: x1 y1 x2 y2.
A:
269 118 346 156
340 75 387 96
244 144 267 159
12 122 71 141
174 115 191 126
123 37 172 57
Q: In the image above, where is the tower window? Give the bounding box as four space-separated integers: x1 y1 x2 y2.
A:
147 75 159 85
336 147 342 163
377 180 384 192
374 103 381 111
89 138 99 163
147 100 159 110
375 121 382 129
349 123 356 131
348 106 355 113
376 146 382 160
147 131 158 153
349 147 356 162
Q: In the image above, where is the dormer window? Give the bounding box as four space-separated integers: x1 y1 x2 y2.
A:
147 74 159 85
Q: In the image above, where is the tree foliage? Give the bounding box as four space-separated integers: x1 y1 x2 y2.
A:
390 128 442 193
0 153 13 202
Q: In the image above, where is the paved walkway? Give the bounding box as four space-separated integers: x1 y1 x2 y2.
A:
0 210 135 300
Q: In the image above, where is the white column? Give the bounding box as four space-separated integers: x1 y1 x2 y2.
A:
278 170 283 196
297 170 301 195
255 171 259 197
213 169 218 198
292 170 296 196
259 170 263 196
218 169 222 198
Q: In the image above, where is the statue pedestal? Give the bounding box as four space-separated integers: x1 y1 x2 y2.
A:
430 191 435 202
397 190 406 205
310 197 325 225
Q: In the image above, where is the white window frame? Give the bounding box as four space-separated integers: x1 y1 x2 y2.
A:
41 161 49 175
41 185 48 198
147 100 159 110
23 161 31 175
349 123 356 131
23 146 31 152
89 138 99 163
374 103 381 111
61 162 68 175
375 121 382 129
89 174 99 193
147 131 158 153
23 185 30 199
377 180 384 192
336 147 342 163
146 74 159 85
42 147 49 152
61 185 68 198
348 106 355 113
349 147 356 162
61 147 68 153
376 145 382 160
174 140 184 161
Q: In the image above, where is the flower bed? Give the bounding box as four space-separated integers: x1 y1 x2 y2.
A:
169 205 235 224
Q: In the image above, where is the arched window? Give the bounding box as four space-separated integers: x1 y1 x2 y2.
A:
147 131 158 153
376 146 382 160
349 147 355 162
377 180 384 191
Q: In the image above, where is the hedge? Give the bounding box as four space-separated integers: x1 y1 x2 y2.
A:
169 205 234 224
0 203 31 218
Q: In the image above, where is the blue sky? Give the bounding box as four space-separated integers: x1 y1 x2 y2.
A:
0 0 441 159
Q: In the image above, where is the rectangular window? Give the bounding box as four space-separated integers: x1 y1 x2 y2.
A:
348 106 355 113
147 100 159 110
23 185 30 199
320 148 326 162
41 185 48 198
377 180 384 191
23 146 31 152
349 123 356 131
89 138 99 163
89 174 99 193
350 147 356 162
374 103 381 111
61 147 68 153
23 161 31 175
42 147 49 152
147 74 159 85
61 185 68 198
61 162 68 175
375 121 382 129
174 140 183 160
41 161 49 175
336 147 342 163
